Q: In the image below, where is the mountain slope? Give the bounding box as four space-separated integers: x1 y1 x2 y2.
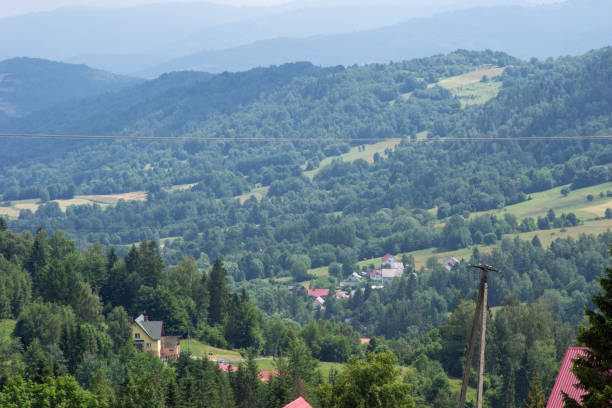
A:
138 0 612 76
0 58 141 117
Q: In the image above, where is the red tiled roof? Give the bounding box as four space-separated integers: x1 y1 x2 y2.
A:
360 338 371 344
307 288 329 297
217 363 238 373
381 254 393 261
546 347 588 408
369 270 382 276
283 397 314 408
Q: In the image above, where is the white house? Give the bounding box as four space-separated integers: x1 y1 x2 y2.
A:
382 268 403 285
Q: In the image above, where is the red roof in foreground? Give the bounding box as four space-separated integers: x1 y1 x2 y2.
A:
546 347 588 408
217 363 238 373
258 370 278 382
306 288 329 298
381 254 393 261
283 397 313 408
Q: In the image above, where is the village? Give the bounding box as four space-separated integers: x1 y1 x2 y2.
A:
299 254 460 309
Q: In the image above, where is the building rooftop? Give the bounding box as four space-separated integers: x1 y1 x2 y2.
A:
283 397 314 408
546 347 588 408
134 314 163 340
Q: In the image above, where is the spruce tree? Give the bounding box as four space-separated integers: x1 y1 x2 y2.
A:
564 248 612 407
207 259 228 326
524 379 546 408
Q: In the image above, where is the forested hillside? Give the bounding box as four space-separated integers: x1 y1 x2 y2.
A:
1 47 612 407
0 58 141 117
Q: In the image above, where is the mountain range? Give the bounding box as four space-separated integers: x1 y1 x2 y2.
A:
1 0 610 76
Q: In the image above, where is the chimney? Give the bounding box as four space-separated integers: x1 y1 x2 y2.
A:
143 315 148 321
128 316 134 324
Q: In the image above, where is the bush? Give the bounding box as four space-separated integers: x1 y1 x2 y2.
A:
483 233 497 245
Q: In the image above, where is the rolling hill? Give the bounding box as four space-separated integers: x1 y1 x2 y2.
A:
0 57 141 117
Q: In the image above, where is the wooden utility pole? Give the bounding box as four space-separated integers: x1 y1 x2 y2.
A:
457 264 500 408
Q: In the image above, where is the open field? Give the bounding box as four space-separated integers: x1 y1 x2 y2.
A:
448 81 503 107
170 183 198 191
436 67 505 107
77 191 147 205
0 206 20 217
436 67 505 89
472 182 612 221
0 191 149 218
234 186 270 204
509 218 612 247
397 66 505 104
304 138 403 179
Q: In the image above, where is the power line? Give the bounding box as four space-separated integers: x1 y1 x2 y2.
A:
1 133 612 143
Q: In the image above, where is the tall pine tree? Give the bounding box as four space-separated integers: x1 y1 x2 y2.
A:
564 248 612 407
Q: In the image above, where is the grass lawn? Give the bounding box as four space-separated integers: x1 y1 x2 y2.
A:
307 266 329 277
184 339 243 361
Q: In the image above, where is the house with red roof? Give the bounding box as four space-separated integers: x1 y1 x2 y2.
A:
546 347 588 408
369 269 383 282
283 397 314 408
304 286 330 298
381 254 396 263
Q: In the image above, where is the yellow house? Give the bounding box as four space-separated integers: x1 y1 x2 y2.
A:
130 314 163 357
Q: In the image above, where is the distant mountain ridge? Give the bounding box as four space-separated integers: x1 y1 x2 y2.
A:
137 0 612 77
0 58 141 117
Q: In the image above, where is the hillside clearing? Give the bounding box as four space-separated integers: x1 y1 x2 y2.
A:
436 67 505 89
397 66 505 104
472 182 612 221
234 186 270 204
304 138 403 179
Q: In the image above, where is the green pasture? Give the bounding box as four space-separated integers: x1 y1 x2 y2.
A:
448 81 502 107
472 182 612 221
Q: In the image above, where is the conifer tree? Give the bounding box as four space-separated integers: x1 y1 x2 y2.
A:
564 248 612 407
207 259 228 326
524 379 546 408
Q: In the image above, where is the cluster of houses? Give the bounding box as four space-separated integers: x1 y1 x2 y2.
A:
298 254 407 309
298 253 464 309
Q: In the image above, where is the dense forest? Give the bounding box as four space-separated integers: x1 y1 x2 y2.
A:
1 47 612 407
0 222 609 407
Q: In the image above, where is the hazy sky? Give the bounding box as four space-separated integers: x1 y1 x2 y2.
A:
0 0 564 17
0 0 563 18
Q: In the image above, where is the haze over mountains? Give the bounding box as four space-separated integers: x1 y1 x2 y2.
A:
1 0 610 77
